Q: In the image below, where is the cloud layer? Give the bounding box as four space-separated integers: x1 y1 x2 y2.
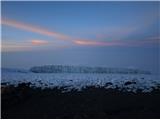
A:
1 18 159 52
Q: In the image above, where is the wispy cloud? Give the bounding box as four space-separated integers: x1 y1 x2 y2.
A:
1 42 33 52
88 12 159 42
1 37 74 52
31 39 49 45
2 39 50 52
2 18 159 51
1 18 70 40
74 37 160 47
74 40 124 46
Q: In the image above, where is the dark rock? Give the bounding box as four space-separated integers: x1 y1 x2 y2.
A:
105 82 113 86
124 81 136 86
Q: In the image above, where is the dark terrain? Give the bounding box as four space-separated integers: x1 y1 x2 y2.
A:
1 82 160 119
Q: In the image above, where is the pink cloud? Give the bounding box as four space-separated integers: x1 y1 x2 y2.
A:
1 18 159 50
74 39 125 46
31 39 49 45
1 18 70 40
74 37 159 47
1 42 33 52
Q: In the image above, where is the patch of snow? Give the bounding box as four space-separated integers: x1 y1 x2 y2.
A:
1 69 160 92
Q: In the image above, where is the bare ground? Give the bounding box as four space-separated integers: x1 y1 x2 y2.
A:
1 83 160 119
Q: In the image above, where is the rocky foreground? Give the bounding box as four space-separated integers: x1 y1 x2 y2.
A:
1 82 160 119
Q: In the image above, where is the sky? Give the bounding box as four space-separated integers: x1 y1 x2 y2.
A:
1 1 160 74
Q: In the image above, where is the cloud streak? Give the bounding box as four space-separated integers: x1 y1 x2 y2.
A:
31 39 49 45
1 42 33 52
2 18 159 50
1 18 70 40
74 38 160 47
74 40 124 46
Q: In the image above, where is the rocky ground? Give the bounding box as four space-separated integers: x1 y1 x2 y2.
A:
1 82 160 119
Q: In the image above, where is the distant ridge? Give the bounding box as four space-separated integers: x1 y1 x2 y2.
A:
30 65 151 74
2 68 29 73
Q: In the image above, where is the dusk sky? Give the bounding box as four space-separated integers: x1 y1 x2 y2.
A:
1 1 160 74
